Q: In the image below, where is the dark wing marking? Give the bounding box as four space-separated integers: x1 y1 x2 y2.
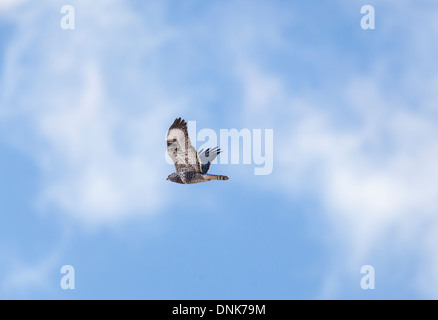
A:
166 117 202 173
198 147 221 174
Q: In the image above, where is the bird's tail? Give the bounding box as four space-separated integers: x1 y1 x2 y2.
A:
204 174 229 181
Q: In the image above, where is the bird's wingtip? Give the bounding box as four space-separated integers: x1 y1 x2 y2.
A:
169 117 187 130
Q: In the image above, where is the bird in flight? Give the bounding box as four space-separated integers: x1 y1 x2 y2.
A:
166 117 229 184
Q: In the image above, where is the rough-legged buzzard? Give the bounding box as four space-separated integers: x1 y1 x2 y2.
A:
166 117 229 184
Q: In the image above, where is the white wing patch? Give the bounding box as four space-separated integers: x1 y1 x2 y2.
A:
166 118 201 173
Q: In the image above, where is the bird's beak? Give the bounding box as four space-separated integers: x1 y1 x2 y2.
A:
166 177 169 180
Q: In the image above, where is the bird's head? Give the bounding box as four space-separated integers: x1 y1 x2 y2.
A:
166 172 183 184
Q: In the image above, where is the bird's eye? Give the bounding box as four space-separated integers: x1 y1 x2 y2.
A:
167 139 177 147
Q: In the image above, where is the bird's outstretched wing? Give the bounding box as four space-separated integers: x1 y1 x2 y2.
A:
198 147 221 174
167 117 202 173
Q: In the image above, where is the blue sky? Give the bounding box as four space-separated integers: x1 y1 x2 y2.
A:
1 0 438 299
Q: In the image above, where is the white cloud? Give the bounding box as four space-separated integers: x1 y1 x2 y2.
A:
235 2 438 297
0 0 183 226
0 250 59 296
0 0 28 12
272 74 438 297
2 0 438 298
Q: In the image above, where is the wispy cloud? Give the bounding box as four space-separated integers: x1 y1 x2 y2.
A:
0 249 59 297
2 0 438 298
1 0 184 226
0 0 28 12
234 1 438 297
